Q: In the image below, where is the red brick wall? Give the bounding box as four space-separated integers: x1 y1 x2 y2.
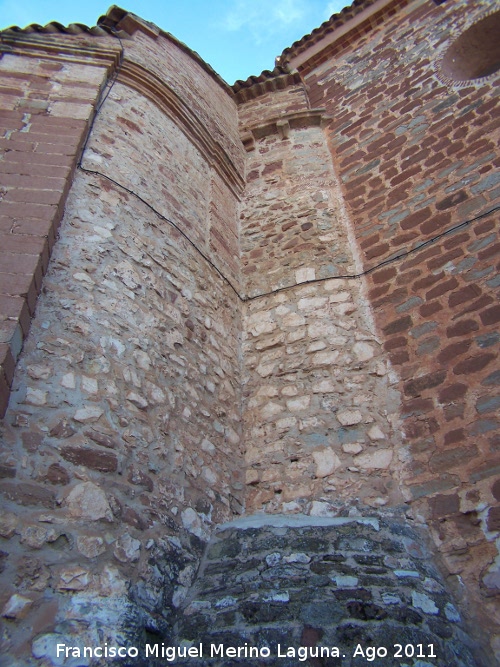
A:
0 53 109 415
303 0 499 653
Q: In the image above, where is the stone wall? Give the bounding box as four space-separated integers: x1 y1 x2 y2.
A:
0 21 246 663
296 0 499 656
239 91 404 514
0 1 498 665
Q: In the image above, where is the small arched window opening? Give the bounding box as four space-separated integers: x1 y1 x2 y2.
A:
441 11 500 82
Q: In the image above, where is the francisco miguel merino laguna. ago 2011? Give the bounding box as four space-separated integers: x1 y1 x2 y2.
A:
56 641 439 662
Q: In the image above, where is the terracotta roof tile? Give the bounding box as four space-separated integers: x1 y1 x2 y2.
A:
278 0 376 64
229 0 381 95
1 21 114 37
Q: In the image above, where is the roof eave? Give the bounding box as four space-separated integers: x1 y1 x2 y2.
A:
279 0 412 74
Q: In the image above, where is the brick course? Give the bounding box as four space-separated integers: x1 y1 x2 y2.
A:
0 54 109 415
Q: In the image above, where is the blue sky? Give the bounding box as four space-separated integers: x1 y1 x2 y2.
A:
0 0 349 84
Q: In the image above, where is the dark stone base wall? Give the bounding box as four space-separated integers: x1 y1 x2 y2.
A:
172 513 480 667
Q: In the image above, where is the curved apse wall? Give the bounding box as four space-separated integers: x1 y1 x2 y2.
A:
0 20 246 660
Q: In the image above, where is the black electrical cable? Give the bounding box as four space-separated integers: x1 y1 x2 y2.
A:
80 160 500 303
73 33 500 304
2 30 500 304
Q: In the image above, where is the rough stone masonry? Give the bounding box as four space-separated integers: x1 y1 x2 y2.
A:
0 1 498 665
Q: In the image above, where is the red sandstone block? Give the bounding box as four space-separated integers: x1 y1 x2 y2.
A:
0 295 31 336
340 150 367 169
400 207 432 231
29 116 87 131
390 165 422 187
444 428 466 446
0 121 24 135
473 219 496 236
402 397 434 417
455 295 494 319
0 480 56 507
446 319 479 338
384 336 407 351
396 268 421 286
33 136 83 155
365 242 389 261
391 231 419 248
369 284 389 300
389 349 409 366
427 248 463 271
438 383 468 403
430 493 460 519
4 188 63 206
420 302 443 317
383 315 413 336
370 266 396 284
424 152 446 169
403 245 442 271
478 242 500 261
404 370 447 398
437 341 472 364
436 190 468 211
0 160 70 179
419 212 452 236
488 507 500 532
0 137 36 152
10 218 55 245
429 445 479 474
0 272 38 314
480 305 500 326
453 353 496 376
414 271 444 291
348 183 367 200
442 232 470 251
425 277 459 301
0 174 65 192
4 150 73 168
373 287 408 310
448 285 482 308
12 131 81 148
336 137 357 154
0 201 58 222
0 109 24 120
0 252 41 279
0 216 13 234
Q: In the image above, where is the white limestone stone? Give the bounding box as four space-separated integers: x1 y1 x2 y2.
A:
342 443 363 455
354 449 393 469
2 594 33 619
313 449 341 477
353 341 374 361
312 350 339 366
337 409 362 426
77 535 106 558
411 591 439 614
74 406 103 423
25 388 47 406
66 482 113 521
286 396 311 412
113 534 141 563
295 267 315 283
